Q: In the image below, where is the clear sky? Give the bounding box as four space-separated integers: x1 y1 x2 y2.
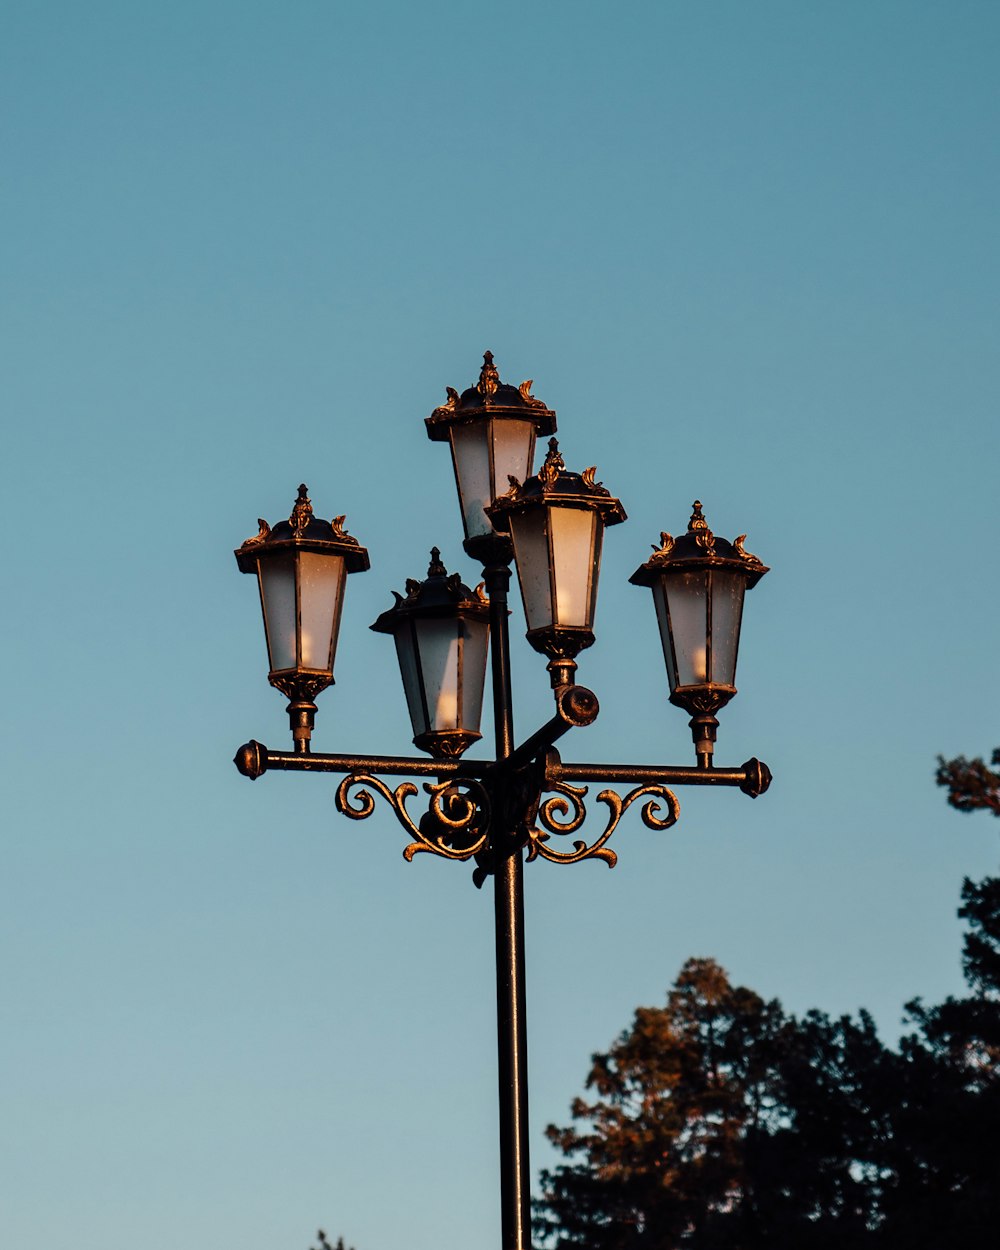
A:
3 2 999 1247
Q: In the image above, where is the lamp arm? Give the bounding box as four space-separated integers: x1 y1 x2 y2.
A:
233 740 487 781
548 755 772 798
499 684 600 775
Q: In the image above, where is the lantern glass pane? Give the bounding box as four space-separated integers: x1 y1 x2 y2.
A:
415 618 462 731
652 580 678 691
550 506 598 627
259 553 297 672
394 623 428 737
450 422 493 540
460 618 490 734
509 509 554 631
491 420 536 499
298 551 346 673
709 569 746 686
665 570 710 686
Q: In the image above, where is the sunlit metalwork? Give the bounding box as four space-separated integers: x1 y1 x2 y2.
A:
335 773 491 863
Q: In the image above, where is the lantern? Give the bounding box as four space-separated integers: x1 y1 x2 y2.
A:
425 351 557 564
487 438 626 685
371 548 491 758
235 484 370 746
629 501 768 762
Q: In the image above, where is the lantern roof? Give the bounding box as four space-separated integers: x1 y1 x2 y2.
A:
486 438 627 530
629 501 768 587
235 484 371 574
370 548 491 632
425 351 557 441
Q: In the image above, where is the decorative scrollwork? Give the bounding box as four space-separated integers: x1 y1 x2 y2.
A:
733 533 760 564
649 530 675 561
519 379 546 407
329 514 359 544
242 518 271 547
527 781 680 867
335 773 490 863
536 782 588 838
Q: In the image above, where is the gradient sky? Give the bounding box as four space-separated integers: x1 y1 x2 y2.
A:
3 3 999 1248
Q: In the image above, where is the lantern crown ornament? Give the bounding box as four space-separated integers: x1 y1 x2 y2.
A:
633 500 769 583
426 352 558 564
490 438 628 520
630 500 768 765
235 484 370 749
425 351 558 437
235 484 370 573
371 548 491 759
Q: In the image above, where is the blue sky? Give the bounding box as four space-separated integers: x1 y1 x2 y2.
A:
3 3 999 1247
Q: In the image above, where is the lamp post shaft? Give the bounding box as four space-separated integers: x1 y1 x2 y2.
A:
485 562 533 1250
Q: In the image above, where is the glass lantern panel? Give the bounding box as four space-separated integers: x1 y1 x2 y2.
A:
491 419 537 500
414 617 462 732
709 569 746 687
450 422 493 540
394 623 429 737
460 617 490 734
549 506 598 627
664 570 710 686
509 509 554 632
259 553 297 672
298 551 346 673
651 580 678 691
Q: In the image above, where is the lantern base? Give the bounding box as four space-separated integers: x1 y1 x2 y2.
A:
668 683 736 719
464 530 514 568
267 671 333 754
413 729 483 760
286 701 318 753
525 625 596 663
668 685 736 769
268 670 333 704
546 657 577 690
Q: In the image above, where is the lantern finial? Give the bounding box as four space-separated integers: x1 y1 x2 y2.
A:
479 350 499 395
428 547 447 577
687 501 715 555
538 438 565 489
290 484 313 536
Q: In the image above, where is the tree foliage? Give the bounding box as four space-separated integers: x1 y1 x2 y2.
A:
535 748 1000 1248
935 747 1000 815
311 1232 354 1250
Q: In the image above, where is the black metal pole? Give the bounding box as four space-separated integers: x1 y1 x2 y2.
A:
485 561 532 1250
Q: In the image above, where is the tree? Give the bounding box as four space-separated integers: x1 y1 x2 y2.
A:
536 959 891 1248
935 747 1000 816
875 750 1000 1246
537 746 1000 1247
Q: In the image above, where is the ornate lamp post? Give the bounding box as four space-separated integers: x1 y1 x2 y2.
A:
233 353 772 1250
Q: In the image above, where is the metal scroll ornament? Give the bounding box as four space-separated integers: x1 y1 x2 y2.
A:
526 781 680 867
335 773 490 863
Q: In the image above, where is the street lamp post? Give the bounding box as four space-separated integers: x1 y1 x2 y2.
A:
233 353 772 1250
